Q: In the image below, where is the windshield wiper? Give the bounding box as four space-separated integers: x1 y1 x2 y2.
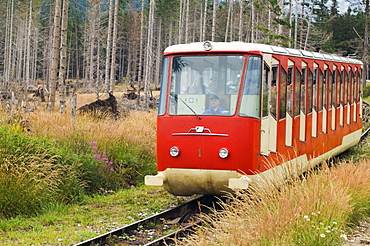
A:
170 92 201 120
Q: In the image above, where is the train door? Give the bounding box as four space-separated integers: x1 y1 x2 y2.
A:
339 66 344 127
346 67 351 125
260 56 270 156
322 65 328 134
353 68 358 122
300 62 307 141
312 63 318 138
285 60 294 146
331 66 337 131
266 55 279 153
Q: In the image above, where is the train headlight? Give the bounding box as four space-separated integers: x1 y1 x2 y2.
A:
219 148 229 158
170 147 179 157
203 41 212 51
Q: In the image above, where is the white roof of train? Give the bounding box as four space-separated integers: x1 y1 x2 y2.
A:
164 42 363 65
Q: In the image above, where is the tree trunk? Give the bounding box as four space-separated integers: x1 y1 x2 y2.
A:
59 0 69 114
239 0 243 41
109 0 119 94
288 0 292 47
294 0 298 48
364 0 369 86
178 0 183 43
155 19 162 86
25 0 33 95
144 0 155 110
104 0 113 98
137 0 145 106
300 0 305 49
3 0 14 88
48 0 62 111
304 0 314 50
251 0 255 42
225 0 232 42
202 0 207 41
278 0 284 35
212 0 216 41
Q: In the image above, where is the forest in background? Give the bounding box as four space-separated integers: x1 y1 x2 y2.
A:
0 0 368 110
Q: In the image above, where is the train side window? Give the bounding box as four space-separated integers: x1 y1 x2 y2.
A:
270 66 278 119
287 66 294 116
351 71 355 104
344 72 351 105
342 71 347 105
332 69 337 108
328 70 333 108
354 71 360 103
262 63 269 118
301 67 306 114
158 57 169 116
279 67 287 120
308 69 313 114
313 67 318 112
239 56 262 118
294 68 302 117
349 71 352 104
319 69 324 112
323 69 328 110
337 70 342 108
340 70 345 127
359 70 363 102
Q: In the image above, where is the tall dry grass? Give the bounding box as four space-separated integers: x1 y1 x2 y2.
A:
1 92 157 155
25 108 157 156
185 160 370 246
0 98 158 217
0 145 81 218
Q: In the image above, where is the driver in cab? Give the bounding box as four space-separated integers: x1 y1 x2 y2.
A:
203 95 229 115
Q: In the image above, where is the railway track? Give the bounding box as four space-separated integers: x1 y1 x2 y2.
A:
74 195 225 246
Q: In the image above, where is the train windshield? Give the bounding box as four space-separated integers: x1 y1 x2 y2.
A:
168 55 245 116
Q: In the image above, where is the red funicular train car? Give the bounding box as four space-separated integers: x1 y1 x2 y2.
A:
145 41 363 196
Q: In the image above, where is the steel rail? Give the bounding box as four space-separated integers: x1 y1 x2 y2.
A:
73 195 223 246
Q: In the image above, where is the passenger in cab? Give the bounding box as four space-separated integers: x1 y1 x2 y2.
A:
203 95 229 115
185 77 206 94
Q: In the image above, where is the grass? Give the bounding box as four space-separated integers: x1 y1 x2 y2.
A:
0 93 159 214
0 92 181 245
184 160 370 245
0 186 191 245
0 91 369 245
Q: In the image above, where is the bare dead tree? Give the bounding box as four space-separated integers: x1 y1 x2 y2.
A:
109 0 119 94
364 0 369 87
104 0 114 98
48 0 62 111
143 0 155 110
3 0 14 89
59 0 69 113
212 0 216 41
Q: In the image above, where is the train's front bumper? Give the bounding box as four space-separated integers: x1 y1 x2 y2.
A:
145 168 251 196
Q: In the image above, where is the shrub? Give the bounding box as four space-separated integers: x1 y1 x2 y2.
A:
104 140 157 186
0 127 84 218
75 140 157 192
363 84 370 98
0 109 158 217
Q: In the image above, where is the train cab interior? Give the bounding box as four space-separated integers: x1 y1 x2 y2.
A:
166 55 262 118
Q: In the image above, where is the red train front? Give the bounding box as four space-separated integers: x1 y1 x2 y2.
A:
145 41 363 196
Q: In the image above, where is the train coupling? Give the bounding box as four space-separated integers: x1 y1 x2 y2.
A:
228 176 251 189
145 172 165 186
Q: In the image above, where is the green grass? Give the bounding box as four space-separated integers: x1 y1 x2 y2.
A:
0 118 157 218
0 186 192 245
